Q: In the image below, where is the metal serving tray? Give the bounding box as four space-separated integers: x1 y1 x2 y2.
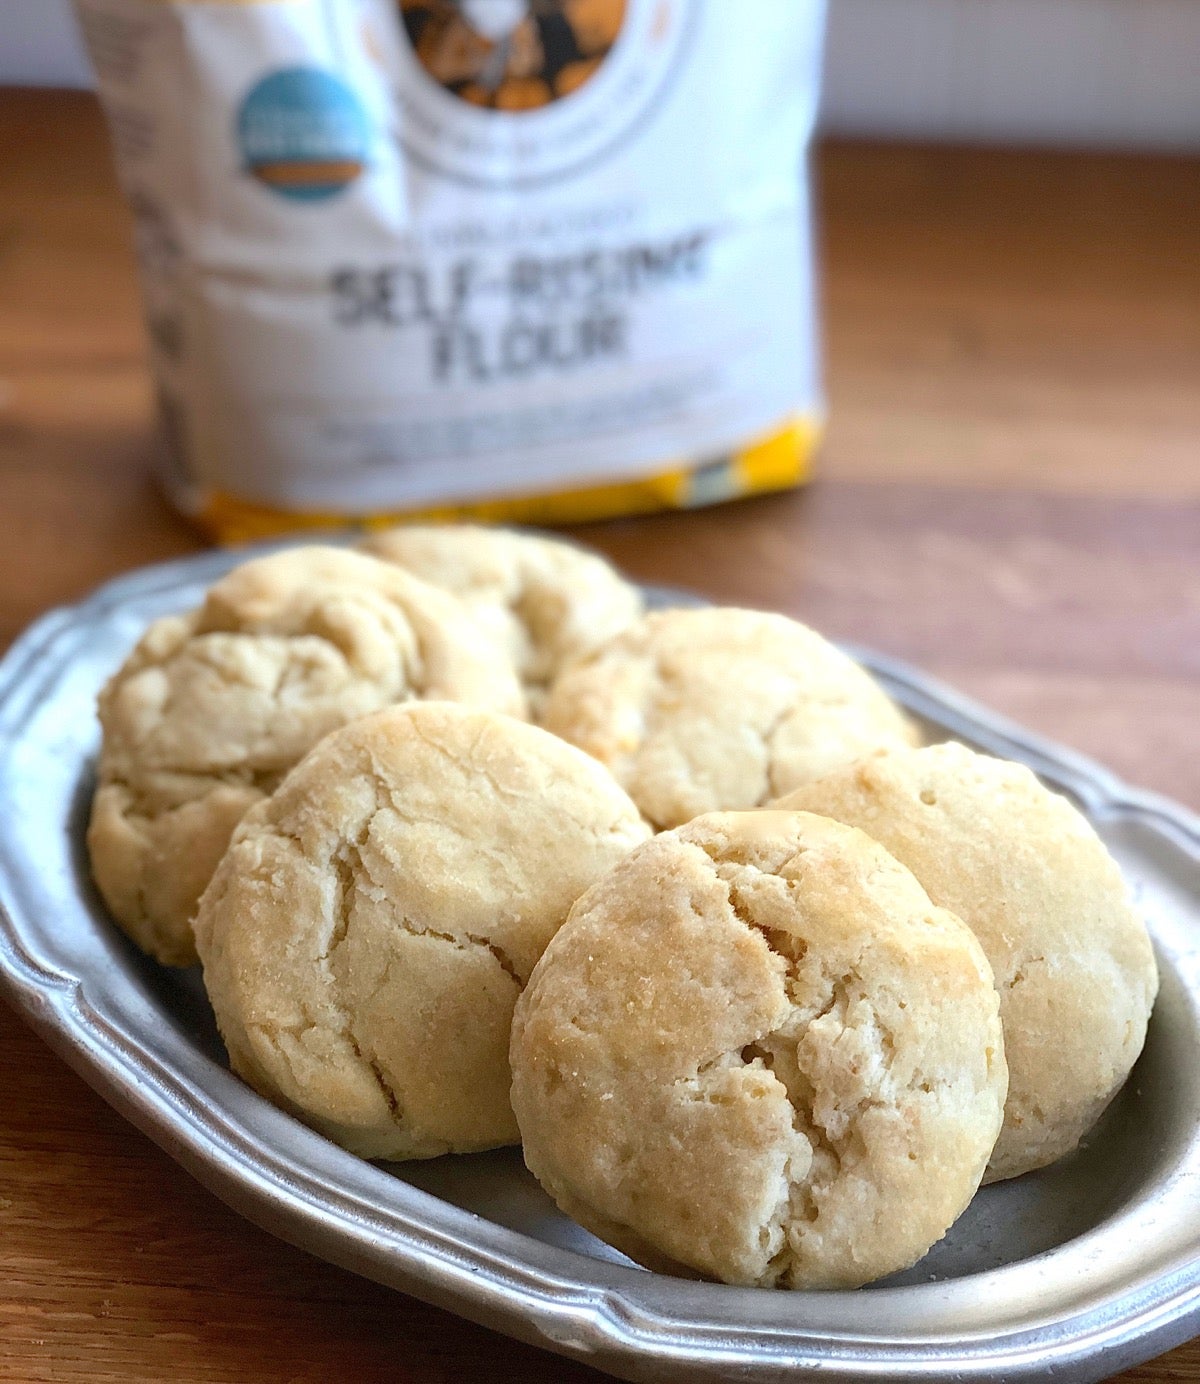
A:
1 545 1198 1384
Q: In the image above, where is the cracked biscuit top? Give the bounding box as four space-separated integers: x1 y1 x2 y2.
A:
360 524 644 710
510 811 1007 1289
88 545 526 967
193 701 651 1161
540 607 920 830
776 742 1159 1182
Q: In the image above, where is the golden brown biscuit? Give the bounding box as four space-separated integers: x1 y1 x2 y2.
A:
510 811 1007 1289
776 742 1159 1182
360 524 643 710
194 702 651 1160
88 545 525 966
541 607 919 829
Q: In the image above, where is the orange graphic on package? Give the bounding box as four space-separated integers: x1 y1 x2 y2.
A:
399 0 626 109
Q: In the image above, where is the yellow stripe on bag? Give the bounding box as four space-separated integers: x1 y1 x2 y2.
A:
195 414 822 544
735 414 822 493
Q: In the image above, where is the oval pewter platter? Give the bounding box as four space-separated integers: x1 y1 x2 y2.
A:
0 544 1198 1384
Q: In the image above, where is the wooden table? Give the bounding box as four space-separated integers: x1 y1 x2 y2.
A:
1 89 1197 1383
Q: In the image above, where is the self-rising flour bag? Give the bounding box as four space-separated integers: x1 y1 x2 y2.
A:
75 0 826 540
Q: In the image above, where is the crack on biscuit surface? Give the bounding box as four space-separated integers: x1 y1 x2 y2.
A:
101 765 280 819
677 839 914 1285
757 701 803 806
326 817 372 963
1002 954 1045 990
404 715 528 808
324 799 409 1129
291 772 528 1131
389 918 524 988
350 1034 404 1122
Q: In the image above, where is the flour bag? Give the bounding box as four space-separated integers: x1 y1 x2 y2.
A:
74 0 826 540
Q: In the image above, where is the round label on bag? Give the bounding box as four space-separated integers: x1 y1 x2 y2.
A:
394 0 694 186
238 67 372 201
399 0 627 109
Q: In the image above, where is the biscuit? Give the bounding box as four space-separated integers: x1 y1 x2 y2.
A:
776 742 1159 1181
510 811 1007 1289
360 524 643 709
88 545 525 966
540 607 919 829
194 702 650 1160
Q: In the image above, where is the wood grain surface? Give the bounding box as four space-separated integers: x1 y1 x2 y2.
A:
1 89 1197 1383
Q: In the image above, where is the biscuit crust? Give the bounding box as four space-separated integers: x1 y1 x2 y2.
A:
541 608 919 829
777 742 1159 1181
88 546 525 965
511 811 1007 1289
194 702 651 1160
361 525 643 707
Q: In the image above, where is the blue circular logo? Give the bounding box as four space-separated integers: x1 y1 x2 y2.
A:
237 67 371 201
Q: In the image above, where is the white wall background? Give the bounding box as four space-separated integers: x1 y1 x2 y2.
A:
3 0 1199 149
823 0 1200 149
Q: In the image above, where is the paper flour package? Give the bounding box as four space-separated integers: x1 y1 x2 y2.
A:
75 0 826 540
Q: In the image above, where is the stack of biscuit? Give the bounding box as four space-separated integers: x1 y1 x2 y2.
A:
88 525 1158 1291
